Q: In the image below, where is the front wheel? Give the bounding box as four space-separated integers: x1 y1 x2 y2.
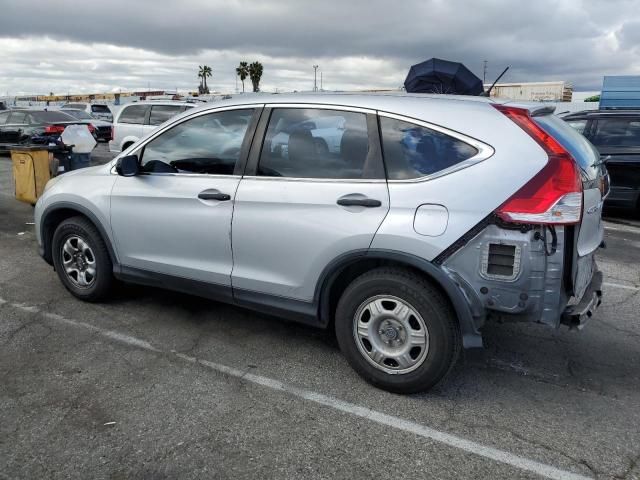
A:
335 267 461 393
52 216 113 302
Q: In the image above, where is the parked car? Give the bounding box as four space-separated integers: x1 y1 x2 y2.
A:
0 109 95 146
61 103 113 122
35 94 606 393
109 101 196 154
564 110 639 213
60 108 112 142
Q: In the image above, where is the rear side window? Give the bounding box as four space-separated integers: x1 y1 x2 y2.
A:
565 119 587 134
149 105 183 126
8 112 27 124
379 117 478 180
119 105 148 124
258 108 382 179
30 111 76 123
0 111 9 125
591 118 640 148
91 105 110 113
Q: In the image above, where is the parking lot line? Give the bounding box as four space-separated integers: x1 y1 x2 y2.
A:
603 282 640 291
1 297 592 480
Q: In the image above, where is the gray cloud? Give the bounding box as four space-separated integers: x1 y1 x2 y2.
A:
1 0 639 95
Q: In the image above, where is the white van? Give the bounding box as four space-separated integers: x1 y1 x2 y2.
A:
109 101 195 153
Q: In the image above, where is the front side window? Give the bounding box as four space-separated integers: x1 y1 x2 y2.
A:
119 105 148 124
140 109 254 175
149 105 184 126
591 118 640 148
258 108 378 179
379 117 478 180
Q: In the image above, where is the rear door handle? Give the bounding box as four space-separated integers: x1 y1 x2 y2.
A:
198 189 231 201
337 197 382 208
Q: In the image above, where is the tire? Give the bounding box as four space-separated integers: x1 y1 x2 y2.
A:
335 267 461 393
52 216 113 302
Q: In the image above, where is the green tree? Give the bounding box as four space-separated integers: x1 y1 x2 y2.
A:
236 61 249 93
197 65 204 93
584 95 600 102
248 61 263 92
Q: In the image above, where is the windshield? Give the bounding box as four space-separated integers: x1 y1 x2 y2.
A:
62 109 93 120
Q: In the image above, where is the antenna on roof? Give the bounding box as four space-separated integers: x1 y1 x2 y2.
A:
482 66 510 97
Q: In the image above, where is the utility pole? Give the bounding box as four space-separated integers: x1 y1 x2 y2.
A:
483 60 488 84
313 65 319 92
320 72 323 91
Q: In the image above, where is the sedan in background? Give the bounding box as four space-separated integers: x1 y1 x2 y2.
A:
0 109 96 146
61 108 112 142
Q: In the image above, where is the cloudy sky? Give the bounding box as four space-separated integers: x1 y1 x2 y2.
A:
1 0 639 96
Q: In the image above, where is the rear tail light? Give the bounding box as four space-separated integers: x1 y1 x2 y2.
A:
44 125 65 135
492 105 582 225
87 123 96 134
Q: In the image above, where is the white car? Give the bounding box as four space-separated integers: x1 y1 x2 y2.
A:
61 102 113 122
108 101 195 154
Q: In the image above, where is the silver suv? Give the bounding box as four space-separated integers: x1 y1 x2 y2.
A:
34 94 607 393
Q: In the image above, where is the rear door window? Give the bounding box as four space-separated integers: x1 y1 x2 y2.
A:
149 105 184 126
0 112 10 125
379 117 478 179
590 118 640 148
8 112 27 124
119 105 149 124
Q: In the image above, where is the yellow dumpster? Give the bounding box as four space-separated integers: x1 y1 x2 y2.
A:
10 146 58 205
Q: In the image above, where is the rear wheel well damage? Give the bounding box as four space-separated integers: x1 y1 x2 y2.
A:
318 253 484 349
41 207 117 268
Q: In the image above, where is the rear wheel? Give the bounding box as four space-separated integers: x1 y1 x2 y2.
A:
52 216 113 302
335 267 460 393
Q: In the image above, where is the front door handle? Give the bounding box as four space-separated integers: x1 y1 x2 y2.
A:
198 189 231 201
337 197 382 208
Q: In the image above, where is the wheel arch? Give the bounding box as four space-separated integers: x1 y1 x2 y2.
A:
316 249 483 349
40 203 118 269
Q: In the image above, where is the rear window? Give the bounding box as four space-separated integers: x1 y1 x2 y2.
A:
590 118 640 148
62 109 93 120
91 105 111 114
149 105 183 126
379 117 478 179
30 111 76 123
535 114 600 180
119 105 148 124
65 103 86 110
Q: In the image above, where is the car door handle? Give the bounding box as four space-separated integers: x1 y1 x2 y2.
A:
337 197 382 208
198 190 231 201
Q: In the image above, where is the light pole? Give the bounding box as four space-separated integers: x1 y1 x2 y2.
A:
313 65 319 92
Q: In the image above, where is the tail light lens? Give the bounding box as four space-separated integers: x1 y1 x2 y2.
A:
492 105 582 225
44 125 65 135
87 123 96 133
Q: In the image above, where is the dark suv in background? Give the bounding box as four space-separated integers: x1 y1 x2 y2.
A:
0 109 96 146
564 110 640 214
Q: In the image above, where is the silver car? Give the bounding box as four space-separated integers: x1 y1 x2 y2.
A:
34 93 607 393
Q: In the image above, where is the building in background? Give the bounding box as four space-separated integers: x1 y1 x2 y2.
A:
483 81 573 102
600 76 640 109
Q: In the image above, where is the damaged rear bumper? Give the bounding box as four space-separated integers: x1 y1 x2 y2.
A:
561 270 603 329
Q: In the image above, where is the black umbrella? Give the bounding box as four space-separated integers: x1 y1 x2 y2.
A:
404 58 484 96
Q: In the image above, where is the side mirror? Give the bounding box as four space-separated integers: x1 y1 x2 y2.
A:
115 154 139 177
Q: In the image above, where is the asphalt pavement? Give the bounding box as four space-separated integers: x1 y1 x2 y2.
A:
1 145 640 479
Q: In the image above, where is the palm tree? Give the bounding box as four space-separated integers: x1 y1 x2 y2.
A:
236 61 248 93
202 65 212 94
248 61 263 93
197 65 204 93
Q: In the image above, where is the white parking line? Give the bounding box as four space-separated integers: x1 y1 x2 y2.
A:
1 297 591 480
603 282 640 292
604 223 640 234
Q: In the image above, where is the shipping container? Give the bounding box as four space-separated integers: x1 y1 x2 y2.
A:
483 81 573 102
600 76 640 109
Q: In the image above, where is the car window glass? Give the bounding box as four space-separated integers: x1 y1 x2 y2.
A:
258 108 375 179
140 109 253 175
149 105 183 126
65 104 86 110
0 112 10 125
379 117 478 179
119 105 148 124
8 112 27 124
591 118 640 147
91 105 110 113
565 120 587 134
62 109 93 120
